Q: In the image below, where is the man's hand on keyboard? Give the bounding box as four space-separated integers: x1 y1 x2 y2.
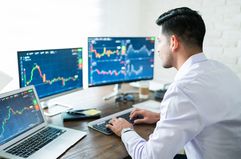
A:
130 108 160 124
106 118 133 137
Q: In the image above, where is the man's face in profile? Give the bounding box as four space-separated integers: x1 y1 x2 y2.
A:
157 27 173 68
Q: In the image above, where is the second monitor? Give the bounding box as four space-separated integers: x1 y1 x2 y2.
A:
88 37 155 100
88 37 155 86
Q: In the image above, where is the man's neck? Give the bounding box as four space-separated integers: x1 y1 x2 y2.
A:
175 47 202 70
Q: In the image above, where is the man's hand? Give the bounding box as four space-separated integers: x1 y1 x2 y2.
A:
106 118 133 137
130 108 160 124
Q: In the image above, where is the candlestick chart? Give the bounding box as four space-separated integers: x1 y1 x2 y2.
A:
18 48 83 99
0 90 43 144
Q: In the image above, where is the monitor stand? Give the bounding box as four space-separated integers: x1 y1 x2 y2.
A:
103 84 135 102
40 100 50 109
103 84 121 100
40 100 60 109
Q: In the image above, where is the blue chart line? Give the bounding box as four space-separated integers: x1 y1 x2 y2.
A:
92 69 125 76
91 64 144 77
126 44 154 57
126 64 143 76
88 37 155 85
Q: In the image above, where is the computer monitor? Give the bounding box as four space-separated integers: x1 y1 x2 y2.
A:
17 48 83 106
88 37 155 100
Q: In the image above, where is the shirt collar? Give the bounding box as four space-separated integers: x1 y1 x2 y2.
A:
174 52 207 81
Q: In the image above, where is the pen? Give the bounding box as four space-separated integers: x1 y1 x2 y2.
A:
67 110 85 115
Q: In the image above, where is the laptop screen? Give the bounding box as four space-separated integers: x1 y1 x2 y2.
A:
0 88 44 145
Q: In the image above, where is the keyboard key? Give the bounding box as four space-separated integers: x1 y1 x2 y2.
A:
92 112 132 135
91 110 144 135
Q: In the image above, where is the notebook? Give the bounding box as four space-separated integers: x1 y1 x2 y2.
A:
0 86 86 159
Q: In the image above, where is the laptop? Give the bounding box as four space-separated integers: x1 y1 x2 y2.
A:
0 86 86 159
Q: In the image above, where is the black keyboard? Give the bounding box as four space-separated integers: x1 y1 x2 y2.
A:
6 127 66 158
91 112 143 135
92 112 131 135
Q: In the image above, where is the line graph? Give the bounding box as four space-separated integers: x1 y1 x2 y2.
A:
18 48 83 99
24 64 79 87
92 69 126 76
126 64 143 76
0 105 35 137
89 44 125 58
89 38 154 60
88 37 155 86
126 44 154 57
91 64 144 77
0 90 44 145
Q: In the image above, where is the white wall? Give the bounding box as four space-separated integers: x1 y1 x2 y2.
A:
0 0 241 92
0 0 142 92
139 0 241 81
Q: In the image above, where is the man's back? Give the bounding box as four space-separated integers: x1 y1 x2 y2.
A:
172 53 241 159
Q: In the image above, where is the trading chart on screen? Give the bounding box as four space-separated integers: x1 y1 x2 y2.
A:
0 89 44 145
88 37 155 86
18 48 83 99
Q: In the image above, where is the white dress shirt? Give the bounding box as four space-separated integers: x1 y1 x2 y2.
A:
121 53 241 159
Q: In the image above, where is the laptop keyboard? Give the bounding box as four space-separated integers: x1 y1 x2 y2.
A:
6 127 66 158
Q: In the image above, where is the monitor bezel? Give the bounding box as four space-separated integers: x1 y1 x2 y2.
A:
17 47 83 101
87 36 155 87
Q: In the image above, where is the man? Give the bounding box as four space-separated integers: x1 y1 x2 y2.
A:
106 7 241 159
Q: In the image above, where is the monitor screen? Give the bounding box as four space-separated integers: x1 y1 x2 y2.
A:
88 37 155 86
18 48 83 99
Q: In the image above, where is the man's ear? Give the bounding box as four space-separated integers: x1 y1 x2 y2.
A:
169 35 179 52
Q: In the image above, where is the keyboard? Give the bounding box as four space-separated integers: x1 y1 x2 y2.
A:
6 127 66 158
88 108 143 135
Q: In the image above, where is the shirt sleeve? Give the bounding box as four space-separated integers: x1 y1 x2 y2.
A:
121 83 204 159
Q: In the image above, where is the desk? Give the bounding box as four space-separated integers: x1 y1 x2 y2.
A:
46 84 157 159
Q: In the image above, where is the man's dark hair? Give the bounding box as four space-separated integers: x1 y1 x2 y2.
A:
156 7 206 49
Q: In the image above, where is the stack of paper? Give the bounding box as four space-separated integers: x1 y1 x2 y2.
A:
130 80 170 91
132 100 161 113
